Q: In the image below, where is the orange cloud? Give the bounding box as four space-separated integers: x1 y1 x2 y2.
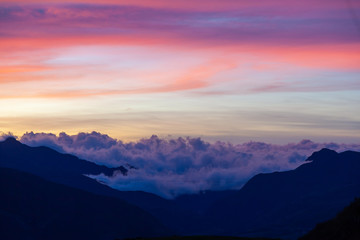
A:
0 65 51 74
1 36 359 100
0 58 236 99
227 44 360 71
2 35 359 69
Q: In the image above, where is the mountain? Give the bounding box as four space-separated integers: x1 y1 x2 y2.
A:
299 198 360 240
203 148 360 239
2 137 360 239
0 137 176 223
174 190 238 215
0 138 208 234
122 236 281 240
0 137 127 177
0 167 170 240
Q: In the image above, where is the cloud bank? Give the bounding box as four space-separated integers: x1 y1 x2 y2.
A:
20 131 360 198
1 1 358 46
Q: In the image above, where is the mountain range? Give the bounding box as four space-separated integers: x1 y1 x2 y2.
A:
1 137 359 239
202 148 360 238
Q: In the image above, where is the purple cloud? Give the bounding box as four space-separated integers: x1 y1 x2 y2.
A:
0 131 17 141
19 131 360 198
1 3 358 45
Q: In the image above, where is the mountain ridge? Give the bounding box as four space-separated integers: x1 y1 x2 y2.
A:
1 137 360 239
299 197 360 240
1 137 127 176
202 147 360 239
0 138 208 234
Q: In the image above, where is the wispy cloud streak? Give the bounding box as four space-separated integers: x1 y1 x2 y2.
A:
1 0 359 99
1 2 358 45
1 1 359 147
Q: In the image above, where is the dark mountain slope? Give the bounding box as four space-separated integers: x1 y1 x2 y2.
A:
122 236 281 240
0 138 207 233
174 190 237 215
299 198 360 240
0 167 170 240
0 137 125 177
204 148 360 239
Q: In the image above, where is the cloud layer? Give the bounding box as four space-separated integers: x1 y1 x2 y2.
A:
1 1 359 45
19 131 360 198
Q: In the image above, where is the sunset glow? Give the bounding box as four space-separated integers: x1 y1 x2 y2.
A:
1 0 359 143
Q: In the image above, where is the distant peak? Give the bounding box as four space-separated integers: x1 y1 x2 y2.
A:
3 137 18 143
1 137 23 146
306 148 338 162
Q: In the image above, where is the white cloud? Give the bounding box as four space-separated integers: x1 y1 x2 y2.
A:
20 131 360 198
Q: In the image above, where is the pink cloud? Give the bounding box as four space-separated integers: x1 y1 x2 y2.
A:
1 1 359 99
1 2 358 45
1 0 359 12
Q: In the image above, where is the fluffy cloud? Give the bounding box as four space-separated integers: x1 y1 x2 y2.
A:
0 131 17 141
20 131 360 198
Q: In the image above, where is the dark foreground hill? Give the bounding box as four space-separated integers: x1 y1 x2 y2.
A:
203 148 360 239
0 167 170 240
299 198 360 240
0 137 180 228
122 236 281 240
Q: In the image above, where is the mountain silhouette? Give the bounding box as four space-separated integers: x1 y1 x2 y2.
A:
0 137 127 177
0 167 170 240
299 198 360 240
203 148 360 239
0 137 175 218
0 138 206 233
1 138 360 239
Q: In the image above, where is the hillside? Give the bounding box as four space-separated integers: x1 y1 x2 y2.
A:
0 137 178 227
299 198 360 240
122 236 281 240
0 167 170 240
203 149 360 239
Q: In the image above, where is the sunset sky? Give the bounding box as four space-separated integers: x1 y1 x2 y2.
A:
1 0 359 143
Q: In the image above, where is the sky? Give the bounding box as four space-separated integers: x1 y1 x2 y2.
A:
1 0 360 144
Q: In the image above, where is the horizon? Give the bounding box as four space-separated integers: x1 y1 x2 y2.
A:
2 130 360 145
2 130 360 198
